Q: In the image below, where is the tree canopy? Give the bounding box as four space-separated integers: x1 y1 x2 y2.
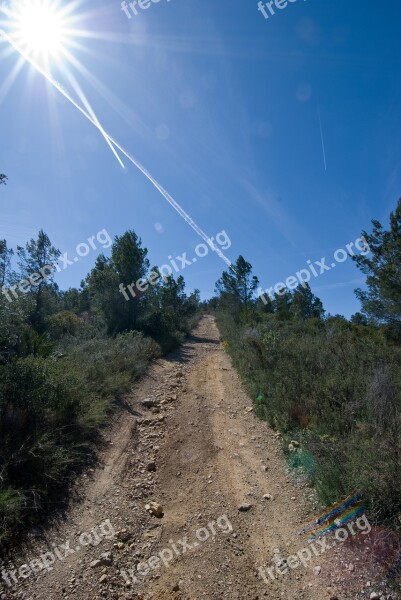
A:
353 198 401 339
215 255 259 319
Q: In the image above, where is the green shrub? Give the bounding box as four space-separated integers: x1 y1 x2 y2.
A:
45 310 85 340
217 310 401 528
0 331 160 545
0 489 27 544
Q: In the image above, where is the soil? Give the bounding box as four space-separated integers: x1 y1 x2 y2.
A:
0 316 396 600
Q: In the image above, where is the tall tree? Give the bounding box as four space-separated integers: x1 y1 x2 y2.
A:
17 230 61 328
86 231 150 334
215 256 259 310
353 199 401 338
17 230 60 284
158 275 186 315
291 283 325 320
140 271 199 348
0 240 14 288
86 255 121 334
273 289 292 321
0 179 11 286
112 230 149 286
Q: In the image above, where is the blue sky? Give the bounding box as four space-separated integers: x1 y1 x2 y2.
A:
1 0 400 316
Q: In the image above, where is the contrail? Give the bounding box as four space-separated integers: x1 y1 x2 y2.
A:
63 69 125 169
0 29 232 268
317 104 327 172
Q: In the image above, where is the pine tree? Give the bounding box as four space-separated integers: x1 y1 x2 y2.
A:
86 231 150 334
215 256 259 310
17 230 61 328
291 283 325 320
0 240 14 288
353 198 401 338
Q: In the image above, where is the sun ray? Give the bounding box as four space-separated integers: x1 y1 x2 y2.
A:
1 27 125 168
0 3 232 269
0 1 127 165
0 53 26 102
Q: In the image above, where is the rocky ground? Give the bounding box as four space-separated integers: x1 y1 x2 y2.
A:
0 316 398 600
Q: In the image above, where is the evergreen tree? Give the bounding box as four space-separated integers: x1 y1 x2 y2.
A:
0 240 14 288
350 312 368 326
353 198 401 338
17 230 60 285
17 230 61 329
215 255 259 319
0 179 12 288
112 230 150 330
257 294 275 314
273 289 292 321
291 283 325 320
86 231 150 334
86 255 121 334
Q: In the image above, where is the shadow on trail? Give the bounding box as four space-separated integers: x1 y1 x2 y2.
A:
167 331 220 365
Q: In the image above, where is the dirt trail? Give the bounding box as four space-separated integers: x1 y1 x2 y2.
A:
1 316 367 600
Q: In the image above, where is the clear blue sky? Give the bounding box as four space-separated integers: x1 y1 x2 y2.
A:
1 0 400 316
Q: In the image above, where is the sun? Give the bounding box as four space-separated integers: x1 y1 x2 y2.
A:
9 1 70 60
17 3 65 57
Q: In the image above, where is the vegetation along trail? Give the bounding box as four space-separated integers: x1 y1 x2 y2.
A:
1 315 390 600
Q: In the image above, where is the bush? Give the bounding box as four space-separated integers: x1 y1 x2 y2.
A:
0 331 160 545
45 310 85 340
216 310 401 527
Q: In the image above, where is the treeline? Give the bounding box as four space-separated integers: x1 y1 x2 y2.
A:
213 199 401 529
0 186 200 544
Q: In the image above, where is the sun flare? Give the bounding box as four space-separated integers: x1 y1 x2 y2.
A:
0 0 128 167
17 4 64 56
6 1 71 61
